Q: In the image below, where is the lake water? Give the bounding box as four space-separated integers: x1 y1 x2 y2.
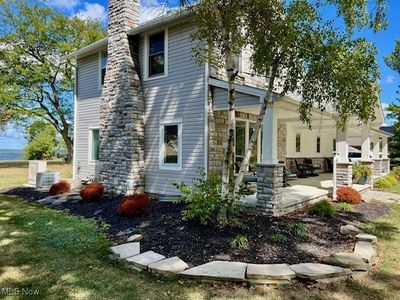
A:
0 149 23 161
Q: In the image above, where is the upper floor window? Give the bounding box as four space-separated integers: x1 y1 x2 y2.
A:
296 133 301 153
149 31 165 77
100 50 108 87
316 136 321 153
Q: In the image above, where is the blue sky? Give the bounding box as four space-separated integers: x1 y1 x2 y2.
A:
0 0 399 149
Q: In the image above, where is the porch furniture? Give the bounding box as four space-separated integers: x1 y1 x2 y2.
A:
303 158 320 177
235 162 257 195
325 157 333 172
294 159 309 178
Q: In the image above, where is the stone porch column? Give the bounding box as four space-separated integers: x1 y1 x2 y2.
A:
257 105 283 215
381 136 390 174
371 135 382 178
336 124 352 186
360 123 373 184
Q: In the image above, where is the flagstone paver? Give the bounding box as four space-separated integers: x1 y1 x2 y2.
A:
246 264 296 280
356 233 378 243
289 263 351 280
354 241 376 263
149 257 189 275
127 234 143 242
340 225 362 236
181 261 247 281
126 251 165 269
323 252 368 271
110 242 140 259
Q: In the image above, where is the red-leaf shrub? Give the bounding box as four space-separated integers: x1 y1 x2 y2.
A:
116 194 151 217
80 183 104 203
49 180 71 196
336 187 362 204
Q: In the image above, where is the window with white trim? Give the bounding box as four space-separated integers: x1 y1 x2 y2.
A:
296 133 301 153
99 50 108 87
160 121 181 169
148 31 166 77
89 129 100 162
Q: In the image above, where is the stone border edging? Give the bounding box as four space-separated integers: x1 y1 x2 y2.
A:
110 225 378 285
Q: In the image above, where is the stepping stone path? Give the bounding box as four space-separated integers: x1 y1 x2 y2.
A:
181 261 247 281
356 233 378 244
323 253 368 271
126 251 165 269
340 225 362 236
149 257 189 275
127 234 143 242
246 264 296 280
110 242 140 259
289 263 351 280
354 241 376 263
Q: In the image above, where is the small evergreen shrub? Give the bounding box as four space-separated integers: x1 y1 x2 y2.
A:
391 166 400 180
308 200 336 217
271 233 287 244
229 234 249 248
80 183 104 203
288 223 307 237
49 180 71 196
336 202 353 212
374 174 398 189
116 194 151 217
336 187 362 204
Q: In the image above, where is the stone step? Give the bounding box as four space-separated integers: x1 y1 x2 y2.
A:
149 256 189 276
127 234 143 242
246 264 296 280
126 251 165 269
110 242 140 259
356 233 378 244
181 261 247 282
289 263 352 280
354 241 376 263
323 252 368 271
340 225 362 236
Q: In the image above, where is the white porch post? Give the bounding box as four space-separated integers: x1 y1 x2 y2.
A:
336 123 352 186
262 105 278 164
361 122 371 161
372 135 381 159
371 135 382 177
336 125 348 163
382 136 390 174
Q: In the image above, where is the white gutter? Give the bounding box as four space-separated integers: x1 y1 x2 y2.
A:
63 38 108 60
332 154 339 201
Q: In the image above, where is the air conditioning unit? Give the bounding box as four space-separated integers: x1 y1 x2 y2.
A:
36 172 60 188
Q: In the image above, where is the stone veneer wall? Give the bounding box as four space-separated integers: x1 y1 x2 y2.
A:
336 163 353 186
98 0 145 195
372 159 382 177
382 159 390 174
256 164 284 215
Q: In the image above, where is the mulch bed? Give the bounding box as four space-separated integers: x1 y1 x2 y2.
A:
2 187 392 267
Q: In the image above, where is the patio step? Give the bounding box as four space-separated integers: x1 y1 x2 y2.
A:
110 242 140 259
149 256 189 275
125 251 165 270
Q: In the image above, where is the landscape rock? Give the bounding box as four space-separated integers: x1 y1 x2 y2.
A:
181 261 247 282
354 241 376 263
289 263 351 280
356 233 378 244
323 252 368 271
149 257 189 275
127 234 143 242
340 225 362 236
110 242 140 259
246 264 296 280
126 251 165 269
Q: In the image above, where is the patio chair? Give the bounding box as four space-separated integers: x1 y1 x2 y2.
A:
325 157 333 173
304 158 320 177
294 159 309 178
235 162 257 194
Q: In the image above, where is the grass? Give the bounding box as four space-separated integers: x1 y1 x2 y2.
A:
1 196 400 299
0 161 72 189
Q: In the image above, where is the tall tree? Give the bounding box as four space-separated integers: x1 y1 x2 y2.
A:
0 0 106 163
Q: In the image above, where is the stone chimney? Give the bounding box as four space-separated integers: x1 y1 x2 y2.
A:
99 0 145 195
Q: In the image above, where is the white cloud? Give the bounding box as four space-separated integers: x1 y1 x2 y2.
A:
75 3 107 23
384 75 395 84
140 0 167 23
43 0 80 10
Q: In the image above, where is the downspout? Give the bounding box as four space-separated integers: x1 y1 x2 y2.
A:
204 62 209 175
332 154 338 201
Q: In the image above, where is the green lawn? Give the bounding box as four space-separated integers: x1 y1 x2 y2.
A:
0 161 72 189
1 195 400 300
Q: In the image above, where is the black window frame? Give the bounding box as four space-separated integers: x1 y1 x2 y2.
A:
148 31 165 77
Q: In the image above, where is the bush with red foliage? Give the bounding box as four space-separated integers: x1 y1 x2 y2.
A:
116 194 151 217
80 183 104 203
336 187 362 204
49 180 71 196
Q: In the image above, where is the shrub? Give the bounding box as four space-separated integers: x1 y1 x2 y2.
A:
116 194 151 217
173 170 238 225
229 234 248 249
80 183 104 203
353 163 372 182
308 200 336 217
288 223 307 237
391 166 400 180
23 121 57 160
271 233 287 244
336 202 353 212
374 174 398 189
336 187 362 204
49 180 71 196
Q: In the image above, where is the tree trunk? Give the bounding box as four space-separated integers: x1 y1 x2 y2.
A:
234 67 278 193
60 128 73 164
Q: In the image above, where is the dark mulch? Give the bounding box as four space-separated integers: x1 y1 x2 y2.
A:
2 187 392 267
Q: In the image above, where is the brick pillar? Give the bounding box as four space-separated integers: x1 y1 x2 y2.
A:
382 159 390 174
99 0 145 195
372 159 382 178
336 162 353 186
256 164 284 215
